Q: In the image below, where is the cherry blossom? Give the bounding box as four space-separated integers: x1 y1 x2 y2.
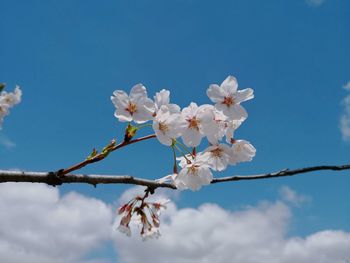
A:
111 84 155 124
207 75 254 120
110 76 256 238
174 153 213 191
230 139 256 164
152 105 186 146
154 89 180 114
181 103 217 147
225 117 245 143
204 143 232 171
117 195 169 240
0 85 22 129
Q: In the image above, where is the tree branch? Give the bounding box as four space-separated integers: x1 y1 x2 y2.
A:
0 164 349 189
61 134 156 175
211 164 350 184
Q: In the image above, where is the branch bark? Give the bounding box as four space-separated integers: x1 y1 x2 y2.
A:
0 164 349 189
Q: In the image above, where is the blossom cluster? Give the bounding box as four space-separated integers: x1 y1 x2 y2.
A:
0 85 22 129
117 194 169 240
111 76 256 191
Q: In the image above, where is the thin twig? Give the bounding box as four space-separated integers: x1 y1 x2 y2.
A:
0 164 349 189
61 134 156 175
211 164 350 183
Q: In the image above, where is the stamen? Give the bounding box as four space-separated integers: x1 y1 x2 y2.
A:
125 102 137 114
210 147 223 158
158 122 169 134
187 117 200 130
222 96 234 107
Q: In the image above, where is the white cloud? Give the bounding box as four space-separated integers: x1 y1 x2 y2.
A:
340 83 350 141
114 192 350 263
306 0 325 7
279 186 310 206
344 82 350 91
0 133 16 149
0 183 113 263
0 183 349 263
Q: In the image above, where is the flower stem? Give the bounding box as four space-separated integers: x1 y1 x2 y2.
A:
137 123 153 129
174 144 192 163
171 145 178 174
61 134 156 175
176 141 195 159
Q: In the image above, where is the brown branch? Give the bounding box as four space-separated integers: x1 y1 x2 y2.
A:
0 170 176 189
0 164 349 189
61 134 156 175
211 164 350 184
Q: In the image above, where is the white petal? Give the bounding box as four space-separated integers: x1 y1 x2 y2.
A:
133 110 152 124
182 102 198 118
182 128 202 147
197 167 213 185
130 84 147 102
221 75 238 94
220 104 248 120
111 90 129 108
225 119 244 143
167 104 181 113
154 129 173 146
142 97 156 113
154 89 170 109
168 114 187 138
197 106 216 136
207 84 224 103
230 140 256 164
114 108 132 122
235 88 254 103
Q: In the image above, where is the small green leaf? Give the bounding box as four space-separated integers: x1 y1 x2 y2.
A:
86 148 98 160
101 139 117 157
124 124 138 142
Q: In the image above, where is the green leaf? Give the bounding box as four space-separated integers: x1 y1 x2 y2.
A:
86 148 98 160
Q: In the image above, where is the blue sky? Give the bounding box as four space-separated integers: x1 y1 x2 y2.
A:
1 0 350 262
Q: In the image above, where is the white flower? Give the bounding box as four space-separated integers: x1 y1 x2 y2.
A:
0 85 22 129
204 143 232 171
154 89 180 114
111 84 155 124
206 109 228 145
207 76 254 120
0 86 22 107
152 105 186 146
229 140 256 165
117 224 131 237
181 103 217 147
225 117 245 143
174 153 213 191
141 227 161 241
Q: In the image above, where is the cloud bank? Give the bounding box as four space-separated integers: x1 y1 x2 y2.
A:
114 199 350 263
0 184 349 263
0 183 113 263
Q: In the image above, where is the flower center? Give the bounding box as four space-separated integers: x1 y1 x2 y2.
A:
158 122 169 134
222 96 234 107
187 117 200 131
188 165 199 175
210 147 223 158
125 102 137 115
